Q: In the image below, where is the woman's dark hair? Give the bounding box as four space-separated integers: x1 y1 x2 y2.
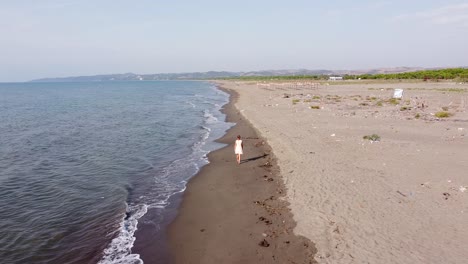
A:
237 135 241 139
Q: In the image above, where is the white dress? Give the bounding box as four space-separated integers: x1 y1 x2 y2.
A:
235 139 243 154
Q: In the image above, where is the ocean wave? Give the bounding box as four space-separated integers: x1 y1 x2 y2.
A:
98 85 231 263
98 204 148 264
203 109 218 124
186 101 196 108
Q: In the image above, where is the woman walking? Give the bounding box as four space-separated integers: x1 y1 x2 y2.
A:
234 135 243 164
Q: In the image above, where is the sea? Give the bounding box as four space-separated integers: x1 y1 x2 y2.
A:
0 81 232 264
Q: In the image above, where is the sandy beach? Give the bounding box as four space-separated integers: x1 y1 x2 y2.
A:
168 88 317 263
214 80 468 263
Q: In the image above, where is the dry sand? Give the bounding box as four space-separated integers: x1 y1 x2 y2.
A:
218 80 468 264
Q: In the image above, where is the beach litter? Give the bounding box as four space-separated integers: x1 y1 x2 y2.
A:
259 239 270 247
443 192 451 200
459 186 467 193
420 182 431 188
258 216 272 225
393 89 404 99
396 190 407 197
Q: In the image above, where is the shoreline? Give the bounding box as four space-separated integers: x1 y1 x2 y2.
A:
167 86 317 263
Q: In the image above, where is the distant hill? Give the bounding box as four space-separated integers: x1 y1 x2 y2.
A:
29 67 460 82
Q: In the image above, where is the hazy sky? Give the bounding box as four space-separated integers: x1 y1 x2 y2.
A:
1 0 467 81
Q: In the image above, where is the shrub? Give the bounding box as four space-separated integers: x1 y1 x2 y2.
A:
435 111 453 118
312 95 321 99
388 98 400 105
363 134 381 141
292 99 300 105
310 105 320 109
376 101 383 107
400 106 410 111
415 113 421 119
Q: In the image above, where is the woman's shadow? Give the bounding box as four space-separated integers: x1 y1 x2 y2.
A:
240 154 269 164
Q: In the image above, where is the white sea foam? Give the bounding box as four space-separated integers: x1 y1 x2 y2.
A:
99 84 232 264
203 109 218 124
98 204 148 264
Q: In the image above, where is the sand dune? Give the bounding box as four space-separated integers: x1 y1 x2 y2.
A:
219 80 468 264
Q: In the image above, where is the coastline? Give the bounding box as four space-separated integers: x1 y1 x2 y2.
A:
167 86 317 263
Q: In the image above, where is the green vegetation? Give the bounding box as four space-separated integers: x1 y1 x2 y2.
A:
348 68 468 81
303 99 312 103
415 113 421 119
224 75 323 81
387 98 401 105
221 68 468 81
310 105 320 109
363 134 381 141
376 101 383 107
408 87 467 93
312 95 321 99
292 99 300 105
400 106 410 111
435 111 453 118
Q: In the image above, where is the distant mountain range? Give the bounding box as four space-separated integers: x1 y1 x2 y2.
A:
29 67 452 82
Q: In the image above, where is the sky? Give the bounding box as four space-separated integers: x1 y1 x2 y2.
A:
0 0 467 82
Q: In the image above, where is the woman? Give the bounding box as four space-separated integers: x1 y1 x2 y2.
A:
234 135 243 164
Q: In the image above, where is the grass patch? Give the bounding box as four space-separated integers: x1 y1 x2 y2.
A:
363 134 381 142
408 88 467 93
400 106 411 111
437 88 466 93
312 95 321 99
303 99 312 103
359 102 369 106
376 101 383 107
435 111 453 118
310 105 320 109
387 98 401 105
415 113 421 119
292 99 300 105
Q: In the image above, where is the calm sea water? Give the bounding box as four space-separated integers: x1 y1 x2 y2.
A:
0 81 232 264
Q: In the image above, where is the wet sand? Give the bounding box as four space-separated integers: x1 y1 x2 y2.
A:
167 88 317 263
